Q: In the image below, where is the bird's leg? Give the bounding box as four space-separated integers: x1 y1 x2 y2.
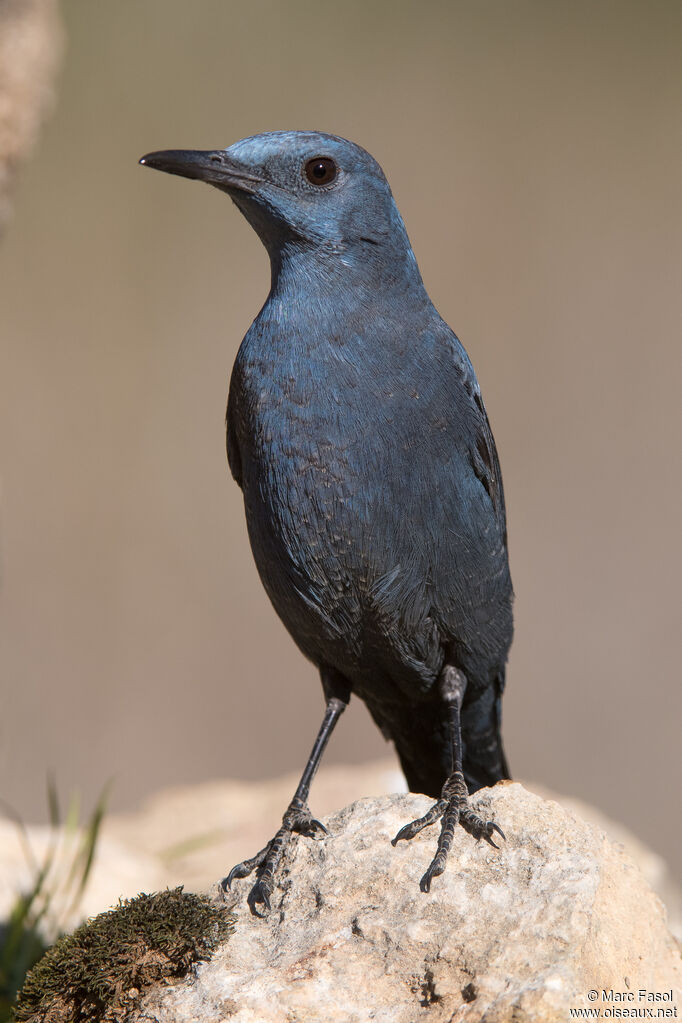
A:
222 669 349 915
392 664 504 892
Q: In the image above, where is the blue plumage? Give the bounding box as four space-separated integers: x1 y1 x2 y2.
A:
141 132 513 905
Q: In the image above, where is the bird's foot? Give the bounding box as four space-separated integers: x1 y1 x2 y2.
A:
391 771 505 892
221 797 327 915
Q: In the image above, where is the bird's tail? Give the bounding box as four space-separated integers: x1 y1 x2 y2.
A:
369 671 510 798
459 673 510 793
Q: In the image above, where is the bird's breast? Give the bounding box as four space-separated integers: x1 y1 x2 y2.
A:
227 316 511 696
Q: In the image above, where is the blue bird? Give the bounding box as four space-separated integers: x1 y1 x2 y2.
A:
140 132 513 912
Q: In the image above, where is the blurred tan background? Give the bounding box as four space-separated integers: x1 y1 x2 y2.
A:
1 1 680 876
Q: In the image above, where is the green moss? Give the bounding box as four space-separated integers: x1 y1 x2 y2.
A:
12 888 234 1023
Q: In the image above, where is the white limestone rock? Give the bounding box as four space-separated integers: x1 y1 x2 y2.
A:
131 784 682 1023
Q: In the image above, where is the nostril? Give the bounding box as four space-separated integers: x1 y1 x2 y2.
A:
210 154 222 164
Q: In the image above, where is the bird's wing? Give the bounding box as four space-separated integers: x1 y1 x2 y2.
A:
399 327 513 675
225 367 243 489
469 388 508 549
446 332 508 550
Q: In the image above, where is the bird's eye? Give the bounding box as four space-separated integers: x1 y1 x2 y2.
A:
304 157 337 186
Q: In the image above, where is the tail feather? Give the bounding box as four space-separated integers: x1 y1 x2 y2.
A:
368 672 510 798
460 674 510 792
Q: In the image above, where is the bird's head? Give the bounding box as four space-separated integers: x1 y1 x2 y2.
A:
140 131 416 278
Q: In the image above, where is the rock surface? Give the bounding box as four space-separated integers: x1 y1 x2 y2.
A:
3 761 682 948
0 760 404 939
107 759 407 897
103 760 682 942
131 784 681 1023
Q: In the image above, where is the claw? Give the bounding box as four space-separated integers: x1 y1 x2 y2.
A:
491 822 506 841
224 863 250 889
480 820 505 849
298 817 328 839
419 858 444 893
392 802 445 846
391 823 414 846
224 802 329 911
247 880 271 916
221 844 270 890
284 810 328 839
392 775 508 892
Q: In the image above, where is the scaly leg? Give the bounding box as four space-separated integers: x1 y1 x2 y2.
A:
222 668 349 914
392 664 505 892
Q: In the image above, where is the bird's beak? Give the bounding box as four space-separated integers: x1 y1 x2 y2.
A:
139 149 263 194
